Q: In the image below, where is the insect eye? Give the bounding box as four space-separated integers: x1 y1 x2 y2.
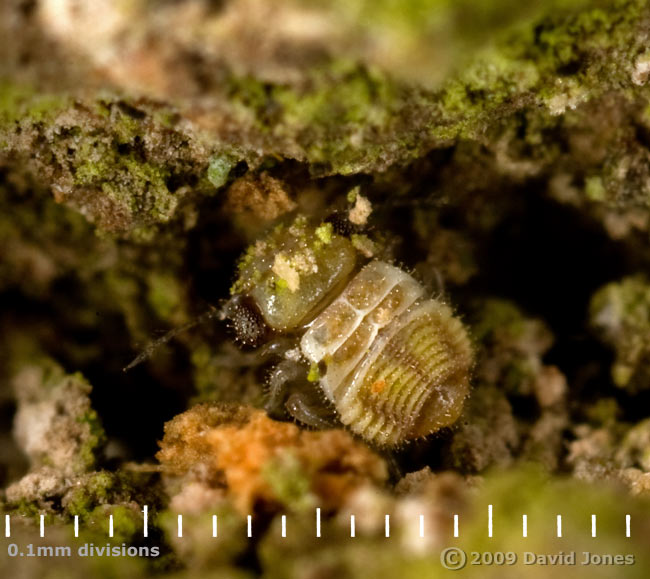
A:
324 211 364 237
224 295 270 348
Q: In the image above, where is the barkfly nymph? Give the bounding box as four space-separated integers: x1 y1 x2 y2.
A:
126 191 473 447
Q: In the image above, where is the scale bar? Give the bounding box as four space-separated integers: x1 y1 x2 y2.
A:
488 505 493 538
522 514 527 538
31 505 635 542
591 514 597 538
142 505 148 538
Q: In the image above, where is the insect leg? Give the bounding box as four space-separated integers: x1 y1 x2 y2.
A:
265 359 304 413
285 392 338 430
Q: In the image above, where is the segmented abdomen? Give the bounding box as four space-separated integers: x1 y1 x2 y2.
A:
300 261 473 446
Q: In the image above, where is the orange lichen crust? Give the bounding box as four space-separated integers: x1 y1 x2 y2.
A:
156 404 387 514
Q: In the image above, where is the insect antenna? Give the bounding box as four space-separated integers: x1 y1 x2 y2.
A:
123 306 223 372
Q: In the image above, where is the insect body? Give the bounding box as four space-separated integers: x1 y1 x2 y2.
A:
226 215 473 447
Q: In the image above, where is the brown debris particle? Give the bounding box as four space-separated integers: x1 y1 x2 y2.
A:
532 365 567 408
157 404 387 514
225 172 297 222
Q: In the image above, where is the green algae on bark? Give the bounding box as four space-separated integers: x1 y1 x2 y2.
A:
2 1 650 195
590 275 650 392
0 83 235 237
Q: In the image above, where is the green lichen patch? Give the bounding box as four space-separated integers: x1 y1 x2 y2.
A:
85 504 143 544
590 275 650 392
263 453 315 513
617 418 650 472
0 87 220 236
62 471 117 519
0 81 68 126
201 0 650 176
469 298 554 397
4 465 161 527
314 222 333 245
207 154 237 189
